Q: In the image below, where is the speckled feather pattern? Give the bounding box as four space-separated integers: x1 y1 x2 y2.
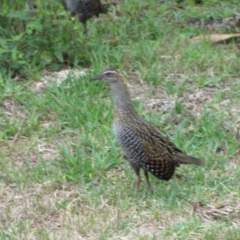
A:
113 108 179 180
61 0 108 26
91 69 203 191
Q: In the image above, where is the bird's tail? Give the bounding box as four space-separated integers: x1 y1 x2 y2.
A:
174 152 203 165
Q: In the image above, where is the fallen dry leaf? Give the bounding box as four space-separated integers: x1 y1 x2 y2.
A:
193 33 240 43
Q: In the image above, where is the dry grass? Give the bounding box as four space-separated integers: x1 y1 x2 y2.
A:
1 0 240 239
1 68 240 239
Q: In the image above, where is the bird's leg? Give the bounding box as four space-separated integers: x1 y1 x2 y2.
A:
135 173 141 194
143 170 152 190
76 14 87 34
129 162 141 194
82 22 87 34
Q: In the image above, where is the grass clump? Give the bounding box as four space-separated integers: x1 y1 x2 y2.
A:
0 0 240 239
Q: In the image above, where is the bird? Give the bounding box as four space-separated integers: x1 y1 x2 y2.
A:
91 69 203 193
61 0 116 34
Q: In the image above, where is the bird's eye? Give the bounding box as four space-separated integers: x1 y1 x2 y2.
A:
105 72 111 76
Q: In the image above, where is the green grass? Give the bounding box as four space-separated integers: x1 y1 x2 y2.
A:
1 0 240 239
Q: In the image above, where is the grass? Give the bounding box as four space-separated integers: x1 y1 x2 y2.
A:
1 0 240 239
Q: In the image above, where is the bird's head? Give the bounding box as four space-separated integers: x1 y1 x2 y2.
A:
91 69 120 84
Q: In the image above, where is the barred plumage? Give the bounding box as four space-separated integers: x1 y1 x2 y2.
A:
61 0 115 34
91 69 203 193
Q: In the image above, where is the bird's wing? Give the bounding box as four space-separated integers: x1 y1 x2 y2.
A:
134 121 202 166
130 121 178 180
133 121 178 161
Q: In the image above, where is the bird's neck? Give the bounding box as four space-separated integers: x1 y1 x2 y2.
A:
110 80 137 114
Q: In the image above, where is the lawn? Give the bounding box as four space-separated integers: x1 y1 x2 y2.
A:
0 0 240 239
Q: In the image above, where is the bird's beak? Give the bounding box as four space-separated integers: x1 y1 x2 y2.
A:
91 73 103 81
